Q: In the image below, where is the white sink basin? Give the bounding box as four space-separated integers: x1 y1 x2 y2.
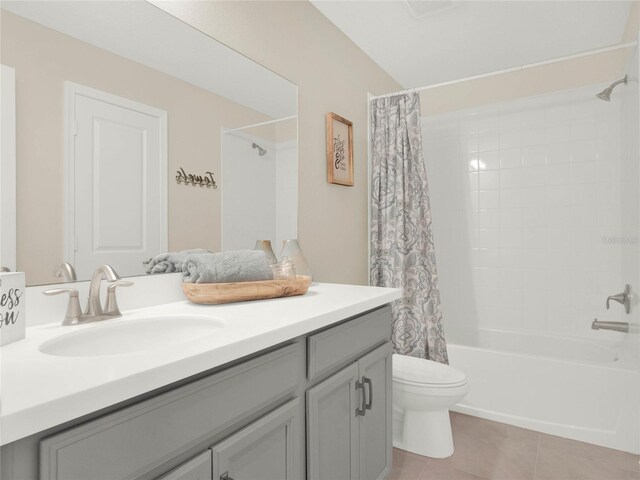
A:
39 316 226 357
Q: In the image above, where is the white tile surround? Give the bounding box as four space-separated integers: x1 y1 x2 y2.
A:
620 47 640 369
222 129 297 252
423 82 634 344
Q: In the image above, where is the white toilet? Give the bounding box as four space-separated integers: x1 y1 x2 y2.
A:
392 353 468 459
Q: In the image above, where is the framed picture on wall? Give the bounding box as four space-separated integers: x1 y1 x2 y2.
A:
326 112 354 186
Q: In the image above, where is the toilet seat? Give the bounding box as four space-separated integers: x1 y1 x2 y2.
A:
393 353 467 388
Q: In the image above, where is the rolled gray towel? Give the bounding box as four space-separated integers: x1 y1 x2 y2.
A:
182 250 273 284
144 249 209 274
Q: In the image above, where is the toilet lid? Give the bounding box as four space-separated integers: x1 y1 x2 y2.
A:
393 353 467 387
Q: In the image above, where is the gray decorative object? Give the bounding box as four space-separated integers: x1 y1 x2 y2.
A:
144 249 209 274
254 240 278 266
369 92 448 364
281 239 312 279
182 250 273 284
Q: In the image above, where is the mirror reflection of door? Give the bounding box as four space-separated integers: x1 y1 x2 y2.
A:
66 83 167 279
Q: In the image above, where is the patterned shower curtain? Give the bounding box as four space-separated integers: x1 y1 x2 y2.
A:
369 92 448 364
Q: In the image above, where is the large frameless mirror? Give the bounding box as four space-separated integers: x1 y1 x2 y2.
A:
0 0 298 285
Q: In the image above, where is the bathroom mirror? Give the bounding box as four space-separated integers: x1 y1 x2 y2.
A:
0 0 298 285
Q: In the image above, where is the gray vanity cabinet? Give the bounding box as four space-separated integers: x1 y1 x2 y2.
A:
156 451 212 480
1 305 393 480
306 342 392 480
211 399 299 480
37 344 301 480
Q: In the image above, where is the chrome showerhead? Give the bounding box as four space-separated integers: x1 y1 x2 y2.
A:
252 142 267 156
596 88 614 102
596 75 628 101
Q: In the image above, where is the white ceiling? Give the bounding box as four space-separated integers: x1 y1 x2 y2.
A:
311 0 634 88
1 1 297 119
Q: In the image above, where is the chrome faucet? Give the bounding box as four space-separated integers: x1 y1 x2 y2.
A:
44 265 133 325
54 262 77 282
591 319 629 333
86 265 120 317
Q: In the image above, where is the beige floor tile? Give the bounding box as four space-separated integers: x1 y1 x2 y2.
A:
391 414 640 480
390 448 429 480
419 459 488 480
443 413 539 480
451 413 541 442
538 434 640 472
535 434 640 480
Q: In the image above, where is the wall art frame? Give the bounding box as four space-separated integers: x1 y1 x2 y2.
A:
326 112 353 186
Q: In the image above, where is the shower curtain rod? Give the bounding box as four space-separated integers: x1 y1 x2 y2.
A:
222 115 298 133
369 41 638 101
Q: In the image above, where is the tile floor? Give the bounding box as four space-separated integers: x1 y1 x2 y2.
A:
390 413 640 480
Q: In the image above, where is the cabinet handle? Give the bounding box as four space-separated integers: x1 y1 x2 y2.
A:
220 472 234 480
363 376 373 411
355 380 366 417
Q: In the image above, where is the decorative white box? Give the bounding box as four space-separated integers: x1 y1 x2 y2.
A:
0 272 25 346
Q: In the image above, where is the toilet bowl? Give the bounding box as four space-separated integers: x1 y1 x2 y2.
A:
392 353 468 458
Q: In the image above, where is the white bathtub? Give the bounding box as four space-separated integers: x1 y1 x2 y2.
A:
447 330 640 454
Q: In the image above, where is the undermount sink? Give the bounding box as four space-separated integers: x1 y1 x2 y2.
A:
39 316 226 357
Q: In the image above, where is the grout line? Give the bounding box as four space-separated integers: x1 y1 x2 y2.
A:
532 433 542 480
417 457 432 479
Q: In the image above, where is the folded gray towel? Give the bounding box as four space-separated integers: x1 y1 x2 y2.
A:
182 250 273 284
144 249 209 274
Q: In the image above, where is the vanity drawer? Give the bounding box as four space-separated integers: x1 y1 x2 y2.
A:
307 305 391 381
156 450 212 480
39 344 300 480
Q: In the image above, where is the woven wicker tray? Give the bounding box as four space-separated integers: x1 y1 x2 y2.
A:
182 275 312 305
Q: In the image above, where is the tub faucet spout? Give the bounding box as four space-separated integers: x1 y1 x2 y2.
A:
591 319 629 333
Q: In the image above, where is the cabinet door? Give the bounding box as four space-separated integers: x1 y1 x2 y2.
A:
358 342 392 480
211 399 299 480
157 451 212 480
306 362 360 480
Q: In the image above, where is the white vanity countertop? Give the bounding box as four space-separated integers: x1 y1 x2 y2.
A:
0 282 401 446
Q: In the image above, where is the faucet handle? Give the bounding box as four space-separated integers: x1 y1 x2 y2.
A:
605 284 631 314
104 280 134 316
43 288 83 326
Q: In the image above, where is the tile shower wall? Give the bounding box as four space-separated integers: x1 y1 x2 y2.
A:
274 139 298 251
222 131 276 250
423 83 626 343
620 47 640 369
222 129 297 253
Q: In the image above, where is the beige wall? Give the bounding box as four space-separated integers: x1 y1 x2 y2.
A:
623 0 640 42
153 1 402 285
1 10 274 285
420 47 634 117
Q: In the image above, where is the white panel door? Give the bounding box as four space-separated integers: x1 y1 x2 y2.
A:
68 84 166 279
0 65 16 272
